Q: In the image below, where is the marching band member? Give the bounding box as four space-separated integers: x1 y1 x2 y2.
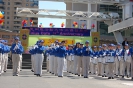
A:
45 47 50 72
91 46 98 75
73 42 80 75
82 41 92 78
107 44 115 79
34 41 39 75
1 40 6 73
10 37 24 76
66 45 74 73
49 43 55 74
97 46 102 76
101 44 108 77
29 45 35 72
77 43 84 76
34 40 46 77
122 44 132 78
53 41 59 76
71 45 75 74
18 41 22 71
4 40 10 72
0 40 4 75
57 41 66 77
115 43 122 76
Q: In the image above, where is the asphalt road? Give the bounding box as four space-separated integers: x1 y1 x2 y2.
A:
0 69 133 88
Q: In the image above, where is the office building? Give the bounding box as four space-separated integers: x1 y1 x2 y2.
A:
0 0 38 33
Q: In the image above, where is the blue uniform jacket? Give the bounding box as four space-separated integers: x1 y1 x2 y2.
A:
66 49 74 56
73 47 79 55
102 49 108 57
58 46 66 58
82 46 92 56
115 49 122 56
77 48 83 56
121 48 133 56
0 43 4 53
98 50 103 57
10 43 24 54
35 45 46 54
91 51 98 58
107 50 116 57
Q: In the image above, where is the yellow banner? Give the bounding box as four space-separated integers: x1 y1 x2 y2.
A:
20 29 29 51
91 32 99 47
39 38 75 46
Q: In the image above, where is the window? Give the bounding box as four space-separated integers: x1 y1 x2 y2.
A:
7 16 9 19
8 2 10 5
7 21 9 24
26 4 28 6
7 7 10 10
27 0 29 2
7 12 9 14
7 26 9 28
2 35 10 39
14 12 16 14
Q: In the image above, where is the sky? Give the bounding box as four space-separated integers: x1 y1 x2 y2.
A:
38 1 66 27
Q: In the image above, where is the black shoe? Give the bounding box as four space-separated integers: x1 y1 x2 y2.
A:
31 70 34 72
131 77 133 80
89 72 91 74
127 75 129 78
116 75 118 77
81 75 83 76
52 73 54 74
112 77 114 79
50 72 51 73
108 77 111 79
38 74 41 77
84 76 86 78
34 74 37 75
4 71 6 72
122 76 124 78
58 76 63 77
16 74 19 76
102 75 104 77
78 75 80 76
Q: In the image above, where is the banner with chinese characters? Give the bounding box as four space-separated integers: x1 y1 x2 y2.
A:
39 38 75 46
20 29 29 51
22 27 90 36
91 32 99 47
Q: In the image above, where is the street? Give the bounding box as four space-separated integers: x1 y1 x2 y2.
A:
0 69 133 88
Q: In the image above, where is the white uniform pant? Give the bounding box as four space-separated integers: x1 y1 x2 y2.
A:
57 57 64 76
1 54 5 73
82 56 90 77
0 53 2 74
108 63 114 77
91 63 97 74
119 60 125 76
31 55 35 71
19 54 22 71
71 60 74 73
46 56 49 71
124 61 131 76
78 56 83 76
74 55 78 74
4 53 8 71
101 63 108 76
12 54 21 75
54 56 58 75
49 55 54 73
115 58 120 75
35 54 44 75
97 63 102 75
34 54 37 74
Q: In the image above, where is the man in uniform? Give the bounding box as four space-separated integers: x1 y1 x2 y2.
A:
57 41 66 77
10 37 24 76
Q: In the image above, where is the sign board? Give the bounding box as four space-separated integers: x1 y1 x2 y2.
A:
20 29 29 51
91 32 100 47
22 27 90 36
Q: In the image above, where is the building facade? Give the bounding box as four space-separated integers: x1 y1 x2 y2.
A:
66 3 133 44
0 0 38 33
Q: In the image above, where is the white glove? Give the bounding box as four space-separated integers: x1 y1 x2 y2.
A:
116 53 119 55
76 48 78 50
